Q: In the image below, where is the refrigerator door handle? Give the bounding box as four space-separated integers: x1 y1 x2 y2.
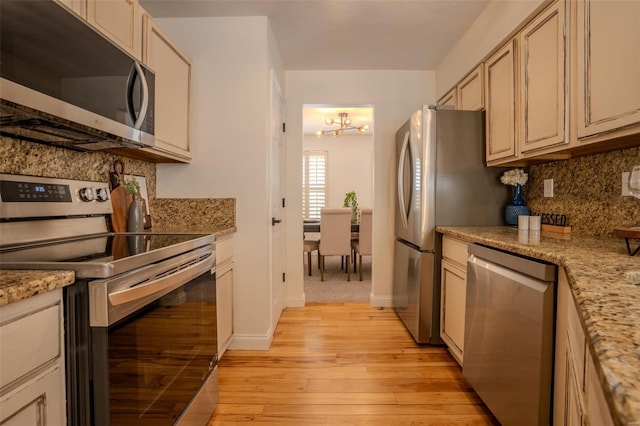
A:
397 130 411 228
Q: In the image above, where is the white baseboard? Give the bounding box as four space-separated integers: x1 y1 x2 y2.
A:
370 292 394 308
227 330 274 351
286 293 306 307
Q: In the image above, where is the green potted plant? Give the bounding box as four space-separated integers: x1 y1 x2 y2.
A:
120 176 143 232
120 176 140 197
343 191 359 223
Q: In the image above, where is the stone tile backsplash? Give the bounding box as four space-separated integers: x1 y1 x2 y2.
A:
0 137 235 230
2 136 637 236
524 146 640 236
0 138 155 195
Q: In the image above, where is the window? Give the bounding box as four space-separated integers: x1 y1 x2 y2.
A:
302 150 327 219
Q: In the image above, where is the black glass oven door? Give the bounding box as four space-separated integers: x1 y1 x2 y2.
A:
91 269 217 426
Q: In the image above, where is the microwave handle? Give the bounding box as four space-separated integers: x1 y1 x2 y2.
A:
126 62 150 130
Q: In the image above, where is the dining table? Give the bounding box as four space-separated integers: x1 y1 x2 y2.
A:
303 220 359 233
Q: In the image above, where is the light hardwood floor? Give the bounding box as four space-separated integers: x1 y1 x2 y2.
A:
207 303 498 425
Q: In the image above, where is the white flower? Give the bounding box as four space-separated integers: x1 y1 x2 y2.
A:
500 168 528 187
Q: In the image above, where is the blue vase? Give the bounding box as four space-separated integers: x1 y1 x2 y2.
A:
505 184 530 226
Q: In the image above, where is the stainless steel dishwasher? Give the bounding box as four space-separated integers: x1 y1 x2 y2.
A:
464 244 557 426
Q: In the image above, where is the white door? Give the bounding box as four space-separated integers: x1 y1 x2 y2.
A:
270 71 285 326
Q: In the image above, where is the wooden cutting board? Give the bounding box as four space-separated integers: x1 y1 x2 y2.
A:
614 226 640 239
110 160 130 232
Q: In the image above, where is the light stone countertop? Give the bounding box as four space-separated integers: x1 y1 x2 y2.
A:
0 270 75 306
437 225 640 426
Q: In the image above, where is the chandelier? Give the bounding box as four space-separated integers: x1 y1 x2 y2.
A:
316 113 369 136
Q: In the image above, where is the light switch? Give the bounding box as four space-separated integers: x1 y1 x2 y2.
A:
544 179 554 198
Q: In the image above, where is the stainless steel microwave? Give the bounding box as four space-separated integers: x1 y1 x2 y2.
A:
0 0 155 151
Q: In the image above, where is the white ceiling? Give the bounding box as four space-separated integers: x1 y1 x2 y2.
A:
140 0 490 70
140 0 491 137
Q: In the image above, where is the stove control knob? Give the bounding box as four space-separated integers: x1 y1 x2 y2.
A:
96 187 109 202
79 187 94 202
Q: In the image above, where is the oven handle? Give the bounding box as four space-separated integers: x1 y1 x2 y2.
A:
108 253 215 306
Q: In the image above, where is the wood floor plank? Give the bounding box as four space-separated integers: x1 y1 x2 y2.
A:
207 304 497 425
260 403 492 416
219 391 398 405
219 366 462 380
306 378 471 393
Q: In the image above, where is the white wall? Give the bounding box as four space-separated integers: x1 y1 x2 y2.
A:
285 71 434 307
435 0 547 97
151 0 545 350
303 133 374 210
155 16 284 349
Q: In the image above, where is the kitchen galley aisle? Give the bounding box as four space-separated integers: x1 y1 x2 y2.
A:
208 303 496 425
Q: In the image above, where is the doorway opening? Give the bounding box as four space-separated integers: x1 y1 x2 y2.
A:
301 104 374 303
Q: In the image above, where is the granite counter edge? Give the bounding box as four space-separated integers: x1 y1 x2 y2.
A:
0 270 75 306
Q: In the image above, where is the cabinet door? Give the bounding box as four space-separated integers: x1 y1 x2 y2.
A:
519 2 567 153
217 266 234 357
457 65 484 111
565 345 586 426
555 268 586 426
585 352 615 426
437 88 457 109
576 0 640 138
440 260 465 365
485 39 518 163
0 365 66 426
53 0 85 17
86 0 142 59
143 15 192 162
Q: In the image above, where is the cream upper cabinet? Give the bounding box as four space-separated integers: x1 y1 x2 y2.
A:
456 65 484 111
437 88 457 109
575 0 640 139
484 39 518 163
86 0 142 59
519 1 567 153
141 15 192 162
54 0 86 16
440 236 468 366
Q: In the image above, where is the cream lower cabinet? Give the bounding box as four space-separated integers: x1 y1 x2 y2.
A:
484 38 518 164
140 15 192 163
554 268 615 426
519 1 567 153
216 235 234 357
440 236 468 365
0 289 66 426
575 0 640 140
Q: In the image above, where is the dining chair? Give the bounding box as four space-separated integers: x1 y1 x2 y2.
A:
351 208 372 281
319 207 352 281
303 238 319 276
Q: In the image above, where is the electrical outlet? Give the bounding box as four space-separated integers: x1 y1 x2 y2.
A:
622 172 631 196
544 179 554 197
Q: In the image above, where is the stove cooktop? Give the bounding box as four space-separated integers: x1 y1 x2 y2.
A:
0 232 215 278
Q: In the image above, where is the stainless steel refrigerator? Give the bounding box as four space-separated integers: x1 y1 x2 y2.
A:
392 105 508 344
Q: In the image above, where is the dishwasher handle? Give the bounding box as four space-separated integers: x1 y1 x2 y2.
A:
468 244 556 281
